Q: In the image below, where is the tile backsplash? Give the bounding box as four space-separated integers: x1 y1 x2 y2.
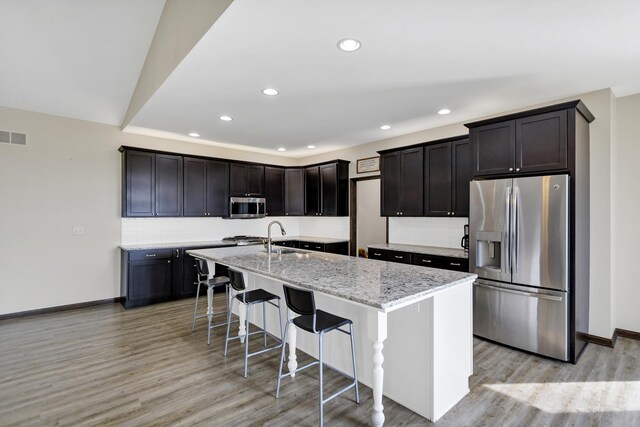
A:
388 217 468 249
121 216 350 245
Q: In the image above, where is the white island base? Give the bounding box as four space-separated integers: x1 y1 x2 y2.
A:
229 270 473 425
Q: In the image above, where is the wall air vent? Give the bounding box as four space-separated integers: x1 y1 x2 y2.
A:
10 132 26 145
0 130 27 145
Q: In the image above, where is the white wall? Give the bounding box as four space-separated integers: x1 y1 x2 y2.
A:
0 106 297 315
612 93 640 332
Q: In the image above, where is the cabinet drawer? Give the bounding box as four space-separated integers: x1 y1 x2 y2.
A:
299 241 316 250
411 254 444 268
444 259 469 272
129 249 173 261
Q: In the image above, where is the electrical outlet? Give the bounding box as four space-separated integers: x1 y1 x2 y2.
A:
72 226 84 235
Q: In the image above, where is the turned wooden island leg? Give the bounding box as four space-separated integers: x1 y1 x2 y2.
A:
287 311 298 376
368 310 388 427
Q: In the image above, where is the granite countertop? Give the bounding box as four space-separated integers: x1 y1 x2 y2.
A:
187 246 476 311
368 243 468 259
120 241 236 250
272 235 349 244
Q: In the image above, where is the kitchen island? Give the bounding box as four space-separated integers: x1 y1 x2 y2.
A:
188 246 476 426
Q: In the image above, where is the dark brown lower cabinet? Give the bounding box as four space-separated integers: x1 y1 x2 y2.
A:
369 248 469 272
121 245 234 308
275 240 348 255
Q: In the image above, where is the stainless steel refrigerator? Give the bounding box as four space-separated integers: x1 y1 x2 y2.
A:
470 174 573 361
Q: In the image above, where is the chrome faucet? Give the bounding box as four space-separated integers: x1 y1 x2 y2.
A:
267 220 286 254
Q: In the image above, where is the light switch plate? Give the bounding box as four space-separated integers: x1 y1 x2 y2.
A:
72 226 84 235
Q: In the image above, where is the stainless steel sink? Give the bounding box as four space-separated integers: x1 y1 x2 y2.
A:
263 247 298 255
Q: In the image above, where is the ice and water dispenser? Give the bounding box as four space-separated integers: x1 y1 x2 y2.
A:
475 231 503 272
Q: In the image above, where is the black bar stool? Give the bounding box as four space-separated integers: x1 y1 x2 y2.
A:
224 268 284 378
192 258 232 345
276 284 359 425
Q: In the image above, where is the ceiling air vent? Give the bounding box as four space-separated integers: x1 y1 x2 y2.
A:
10 132 26 145
0 130 27 145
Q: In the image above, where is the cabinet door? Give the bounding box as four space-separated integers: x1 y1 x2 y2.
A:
380 152 401 216
155 154 183 216
516 110 568 173
451 139 471 217
246 165 265 197
183 157 207 216
285 168 305 215
265 166 285 216
320 163 337 215
304 166 320 215
229 163 247 196
125 150 155 217
178 249 199 297
471 121 515 176
206 160 229 217
424 143 451 216
400 147 424 216
127 257 173 307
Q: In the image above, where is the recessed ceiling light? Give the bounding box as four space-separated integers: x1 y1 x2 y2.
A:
277 147 286 152
380 125 391 130
262 88 279 96
219 115 233 121
307 145 316 149
438 108 451 115
337 38 361 52
188 132 200 137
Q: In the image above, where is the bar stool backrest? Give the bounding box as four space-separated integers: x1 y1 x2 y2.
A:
283 285 316 316
228 268 247 292
195 258 209 279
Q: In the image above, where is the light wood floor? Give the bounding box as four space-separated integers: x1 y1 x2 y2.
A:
1 296 639 426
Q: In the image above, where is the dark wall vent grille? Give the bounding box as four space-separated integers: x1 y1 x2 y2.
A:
10 132 26 145
0 130 27 145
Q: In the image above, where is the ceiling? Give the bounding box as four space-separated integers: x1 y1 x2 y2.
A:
2 1 640 157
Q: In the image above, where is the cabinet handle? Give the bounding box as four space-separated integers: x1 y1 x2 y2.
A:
146 254 156 257
168 260 171 264
373 253 381 256
451 212 455 216
175 249 179 258
394 255 403 259
450 262 461 266
515 168 520 172
422 259 432 263
315 246 322 250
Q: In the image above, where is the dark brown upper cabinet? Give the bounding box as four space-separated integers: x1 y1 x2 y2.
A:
229 163 265 197
285 168 305 216
469 109 570 177
121 146 349 218
304 166 320 215
424 138 470 217
123 150 182 217
305 162 349 216
380 147 424 216
264 166 285 216
183 157 229 217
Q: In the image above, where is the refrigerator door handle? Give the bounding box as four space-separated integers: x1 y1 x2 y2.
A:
504 187 511 274
475 282 564 302
512 187 519 275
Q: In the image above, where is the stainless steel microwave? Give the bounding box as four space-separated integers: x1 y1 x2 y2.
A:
228 197 266 219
